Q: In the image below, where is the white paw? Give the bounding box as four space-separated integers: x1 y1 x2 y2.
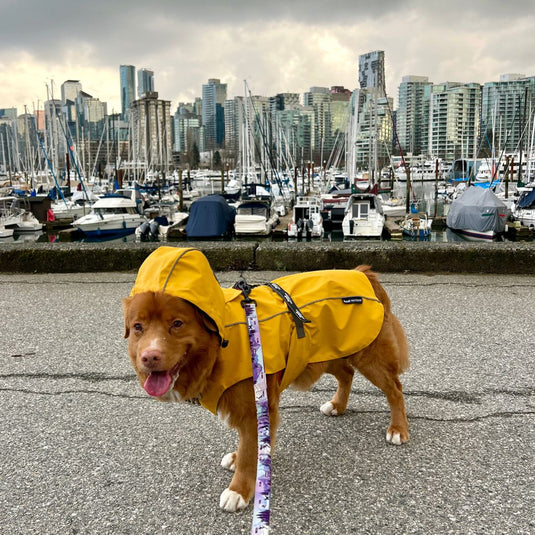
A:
221 452 236 471
320 401 338 416
386 430 402 445
219 488 248 512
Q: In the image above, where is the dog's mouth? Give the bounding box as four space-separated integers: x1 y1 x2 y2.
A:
143 361 181 397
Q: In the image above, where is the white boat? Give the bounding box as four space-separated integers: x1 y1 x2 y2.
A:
399 212 433 240
50 190 98 222
136 202 189 240
512 184 535 228
234 200 279 236
342 193 385 238
381 195 407 218
74 190 147 238
0 196 43 232
287 196 324 238
0 225 14 238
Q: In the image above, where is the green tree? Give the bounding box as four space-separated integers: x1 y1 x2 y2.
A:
213 150 222 169
190 142 200 169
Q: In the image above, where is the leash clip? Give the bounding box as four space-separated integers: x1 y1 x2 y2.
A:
234 277 256 306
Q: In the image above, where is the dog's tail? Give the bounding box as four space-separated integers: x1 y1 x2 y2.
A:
356 265 391 313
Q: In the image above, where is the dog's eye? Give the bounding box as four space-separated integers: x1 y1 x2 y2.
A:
171 320 183 329
133 323 143 333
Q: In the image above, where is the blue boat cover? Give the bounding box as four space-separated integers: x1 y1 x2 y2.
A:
518 188 535 209
185 194 235 238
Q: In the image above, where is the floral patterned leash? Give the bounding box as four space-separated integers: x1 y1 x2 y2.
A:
235 279 271 534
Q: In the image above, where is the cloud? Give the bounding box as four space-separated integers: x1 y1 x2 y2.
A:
0 0 534 113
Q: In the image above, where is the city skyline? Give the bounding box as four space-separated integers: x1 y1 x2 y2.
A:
1 0 534 112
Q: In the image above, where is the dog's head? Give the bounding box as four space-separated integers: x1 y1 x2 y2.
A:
123 291 221 402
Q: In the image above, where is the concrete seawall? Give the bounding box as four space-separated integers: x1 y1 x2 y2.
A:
1 241 534 274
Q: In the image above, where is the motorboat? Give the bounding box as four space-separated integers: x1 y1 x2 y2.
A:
399 212 433 241
0 225 14 238
512 184 535 229
342 193 385 238
234 199 279 236
0 196 43 233
73 190 147 238
136 202 189 241
49 190 98 222
287 196 324 239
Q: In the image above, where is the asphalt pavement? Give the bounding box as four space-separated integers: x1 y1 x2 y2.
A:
0 271 534 534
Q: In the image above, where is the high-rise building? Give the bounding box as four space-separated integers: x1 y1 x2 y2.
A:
330 86 351 137
224 98 241 153
271 105 314 166
202 78 227 149
174 103 203 153
137 68 155 98
61 80 82 106
428 82 481 160
77 92 107 140
120 65 136 120
481 75 535 154
0 108 17 120
397 76 433 156
304 87 332 157
351 89 393 174
354 51 391 174
269 93 300 113
61 80 82 138
130 92 173 172
359 51 385 94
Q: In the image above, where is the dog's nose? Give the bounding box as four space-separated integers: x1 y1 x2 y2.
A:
140 349 162 368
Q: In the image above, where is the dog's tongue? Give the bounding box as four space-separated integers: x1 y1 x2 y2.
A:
144 371 173 397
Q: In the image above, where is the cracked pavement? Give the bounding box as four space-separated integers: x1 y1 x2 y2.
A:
0 271 534 534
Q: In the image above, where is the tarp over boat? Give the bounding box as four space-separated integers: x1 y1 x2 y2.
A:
185 194 235 238
517 188 535 209
446 186 507 233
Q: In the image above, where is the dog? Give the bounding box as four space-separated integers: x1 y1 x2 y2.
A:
123 247 409 512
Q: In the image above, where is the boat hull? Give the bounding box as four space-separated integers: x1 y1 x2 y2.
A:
450 228 495 241
76 216 145 237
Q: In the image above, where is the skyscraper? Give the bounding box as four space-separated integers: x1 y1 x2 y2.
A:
481 75 535 154
303 87 332 155
130 92 172 172
137 68 155 98
359 51 385 94
397 76 433 155
202 78 227 149
428 82 481 160
120 65 136 120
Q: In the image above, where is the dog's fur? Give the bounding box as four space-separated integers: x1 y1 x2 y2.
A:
123 266 409 512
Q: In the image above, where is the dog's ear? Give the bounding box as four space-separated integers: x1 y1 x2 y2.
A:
122 297 132 339
198 309 218 335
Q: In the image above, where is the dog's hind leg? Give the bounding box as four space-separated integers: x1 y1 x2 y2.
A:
319 359 355 416
355 360 409 445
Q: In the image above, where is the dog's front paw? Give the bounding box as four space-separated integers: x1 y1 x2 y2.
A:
219 488 249 512
221 452 236 471
320 401 339 416
386 427 409 445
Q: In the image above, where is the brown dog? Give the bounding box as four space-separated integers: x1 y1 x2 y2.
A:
123 247 409 512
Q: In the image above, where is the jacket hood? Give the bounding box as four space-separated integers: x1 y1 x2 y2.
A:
130 247 226 340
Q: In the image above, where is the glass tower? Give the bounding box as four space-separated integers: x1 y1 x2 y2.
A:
120 65 136 120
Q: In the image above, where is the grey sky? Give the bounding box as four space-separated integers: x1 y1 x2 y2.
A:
1 0 534 112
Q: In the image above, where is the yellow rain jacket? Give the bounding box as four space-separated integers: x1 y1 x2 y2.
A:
130 247 384 414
